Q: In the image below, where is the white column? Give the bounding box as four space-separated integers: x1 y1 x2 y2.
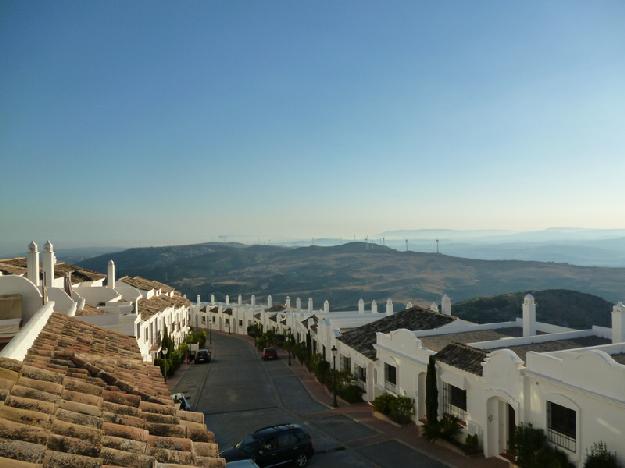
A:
307 298 313 313
371 300 378 314
358 298 365 314
42 241 55 288
611 302 625 343
267 295 273 308
385 299 393 316
323 300 330 313
238 294 242 305
522 294 536 337
296 297 302 311
441 294 452 315
106 260 116 289
26 241 40 287
225 294 230 305
251 295 256 306
286 296 291 309
210 294 215 304
196 294 201 305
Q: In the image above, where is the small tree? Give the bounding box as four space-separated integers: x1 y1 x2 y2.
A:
585 442 620 468
426 355 438 424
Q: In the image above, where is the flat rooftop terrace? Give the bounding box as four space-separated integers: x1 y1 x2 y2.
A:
420 327 526 352
489 335 611 361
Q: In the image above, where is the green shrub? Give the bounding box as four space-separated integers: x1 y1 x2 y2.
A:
423 420 441 441
585 442 620 468
512 424 573 468
339 384 365 403
373 393 395 414
464 433 481 454
372 394 414 425
247 324 262 338
439 413 462 442
389 396 415 425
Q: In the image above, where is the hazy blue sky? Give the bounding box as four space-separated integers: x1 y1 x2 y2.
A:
1 1 625 249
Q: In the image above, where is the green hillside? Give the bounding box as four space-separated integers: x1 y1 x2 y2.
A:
453 289 614 329
80 242 625 324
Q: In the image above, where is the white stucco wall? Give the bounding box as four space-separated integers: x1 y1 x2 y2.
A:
0 275 44 322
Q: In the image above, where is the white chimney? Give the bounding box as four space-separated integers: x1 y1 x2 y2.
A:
210 294 215 304
238 294 242 305
523 294 536 337
406 301 413 309
225 294 230 305
42 240 55 288
286 296 291 309
296 297 302 311
386 298 393 316
358 298 365 314
308 298 313 313
196 294 201 305
267 295 273 308
107 260 116 289
612 302 625 343
27 241 40 286
323 300 330 313
441 294 452 315
251 295 256 306
371 300 378 313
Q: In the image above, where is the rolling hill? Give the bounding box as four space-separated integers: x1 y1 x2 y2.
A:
80 242 625 322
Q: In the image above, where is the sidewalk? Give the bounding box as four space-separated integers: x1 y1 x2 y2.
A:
277 346 509 468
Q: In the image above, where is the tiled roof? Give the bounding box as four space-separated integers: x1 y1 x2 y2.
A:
436 343 488 376
75 304 104 316
0 313 225 467
0 258 105 284
122 276 175 294
137 295 191 321
54 263 106 284
223 309 233 316
337 307 456 359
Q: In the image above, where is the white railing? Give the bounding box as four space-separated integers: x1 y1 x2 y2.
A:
0 302 55 361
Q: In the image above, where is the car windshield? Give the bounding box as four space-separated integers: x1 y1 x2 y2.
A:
236 435 259 454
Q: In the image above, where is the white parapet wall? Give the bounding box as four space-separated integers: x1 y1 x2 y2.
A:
0 302 56 361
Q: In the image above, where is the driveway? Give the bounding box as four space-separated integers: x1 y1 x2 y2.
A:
172 332 448 467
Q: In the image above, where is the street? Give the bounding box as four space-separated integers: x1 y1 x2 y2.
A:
172 332 448 467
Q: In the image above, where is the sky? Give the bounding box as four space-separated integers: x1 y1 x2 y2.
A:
1 0 625 250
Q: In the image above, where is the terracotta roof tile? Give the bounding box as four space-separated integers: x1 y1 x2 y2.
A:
0 313 225 467
137 295 190 321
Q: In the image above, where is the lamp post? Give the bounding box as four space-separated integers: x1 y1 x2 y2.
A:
288 332 292 367
331 345 338 408
162 347 169 383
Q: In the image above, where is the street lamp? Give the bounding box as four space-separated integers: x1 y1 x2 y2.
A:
288 332 292 367
161 347 169 383
331 345 338 407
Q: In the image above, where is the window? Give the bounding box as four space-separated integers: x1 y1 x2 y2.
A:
212 316 216 323
239 320 243 327
277 432 298 448
356 365 366 382
341 355 352 373
384 363 397 386
443 383 467 419
547 402 576 452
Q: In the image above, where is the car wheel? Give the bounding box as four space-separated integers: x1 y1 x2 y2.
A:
295 453 308 467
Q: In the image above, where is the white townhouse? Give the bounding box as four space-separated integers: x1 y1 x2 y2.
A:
370 294 625 467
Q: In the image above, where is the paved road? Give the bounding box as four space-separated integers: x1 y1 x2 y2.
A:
173 332 447 467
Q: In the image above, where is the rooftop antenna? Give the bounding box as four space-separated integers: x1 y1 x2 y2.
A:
436 239 440 254
405 239 409 252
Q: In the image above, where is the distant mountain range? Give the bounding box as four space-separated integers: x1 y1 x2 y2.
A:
79 242 625 316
